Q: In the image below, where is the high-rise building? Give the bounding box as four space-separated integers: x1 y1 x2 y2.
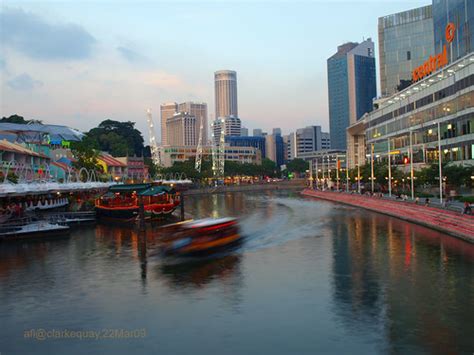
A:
212 116 242 143
253 128 263 136
265 134 284 167
160 102 177 146
166 112 197 146
282 135 291 163
327 39 376 150
225 136 266 158
214 70 238 118
378 5 434 96
286 126 331 160
272 128 282 136
433 0 474 63
240 127 249 136
178 102 208 144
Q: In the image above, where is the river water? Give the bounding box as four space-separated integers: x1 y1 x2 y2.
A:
1 190 473 354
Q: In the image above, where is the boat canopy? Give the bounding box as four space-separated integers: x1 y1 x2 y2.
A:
138 186 175 196
108 183 152 193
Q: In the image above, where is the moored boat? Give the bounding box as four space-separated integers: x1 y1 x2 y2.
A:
0 220 70 241
158 217 242 256
95 183 180 222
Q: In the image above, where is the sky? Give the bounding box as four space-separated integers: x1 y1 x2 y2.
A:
0 0 430 141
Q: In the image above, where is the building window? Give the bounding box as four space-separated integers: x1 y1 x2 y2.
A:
407 51 411 60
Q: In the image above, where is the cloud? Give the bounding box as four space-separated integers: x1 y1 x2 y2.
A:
7 73 43 90
1 8 96 60
116 46 146 63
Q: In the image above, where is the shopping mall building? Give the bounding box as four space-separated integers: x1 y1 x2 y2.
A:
347 47 474 171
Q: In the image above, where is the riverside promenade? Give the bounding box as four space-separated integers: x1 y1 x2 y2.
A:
301 189 474 243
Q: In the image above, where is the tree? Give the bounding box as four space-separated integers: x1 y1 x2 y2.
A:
0 114 42 124
286 158 309 174
85 120 145 157
70 141 102 173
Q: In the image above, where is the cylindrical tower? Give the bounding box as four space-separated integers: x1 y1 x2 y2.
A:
214 70 238 118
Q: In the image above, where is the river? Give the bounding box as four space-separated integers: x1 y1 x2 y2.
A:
1 190 473 354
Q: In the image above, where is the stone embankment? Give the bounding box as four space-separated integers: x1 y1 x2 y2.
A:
184 180 306 195
301 189 474 243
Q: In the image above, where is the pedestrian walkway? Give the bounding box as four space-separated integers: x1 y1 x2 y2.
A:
301 189 474 243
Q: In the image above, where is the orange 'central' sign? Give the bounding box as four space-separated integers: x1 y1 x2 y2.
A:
412 23 455 82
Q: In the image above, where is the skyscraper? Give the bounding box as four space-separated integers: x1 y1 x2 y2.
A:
178 101 208 144
378 5 434 96
327 39 376 150
214 70 238 118
253 128 263 137
265 134 284 167
160 102 177 146
432 0 474 63
166 112 197 146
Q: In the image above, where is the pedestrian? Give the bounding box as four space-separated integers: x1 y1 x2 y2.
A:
462 201 472 215
415 197 419 205
425 198 430 207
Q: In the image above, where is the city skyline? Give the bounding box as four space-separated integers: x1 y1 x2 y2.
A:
1 1 430 140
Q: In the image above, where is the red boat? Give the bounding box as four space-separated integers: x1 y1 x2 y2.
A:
95 183 180 222
158 217 242 256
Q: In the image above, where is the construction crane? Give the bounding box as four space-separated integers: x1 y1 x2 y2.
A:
195 114 204 172
210 117 226 178
146 109 161 167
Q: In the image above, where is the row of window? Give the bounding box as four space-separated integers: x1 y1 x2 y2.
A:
367 91 474 139
368 74 474 128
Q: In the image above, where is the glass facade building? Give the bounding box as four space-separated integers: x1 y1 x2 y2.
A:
347 53 474 169
378 5 434 96
433 0 474 63
328 40 376 150
225 136 266 158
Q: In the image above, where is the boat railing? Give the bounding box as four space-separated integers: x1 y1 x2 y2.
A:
38 211 96 224
0 216 37 234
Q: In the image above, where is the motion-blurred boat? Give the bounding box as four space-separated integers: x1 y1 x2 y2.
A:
158 217 242 256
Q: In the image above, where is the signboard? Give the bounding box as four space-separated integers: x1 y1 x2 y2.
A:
412 23 455 82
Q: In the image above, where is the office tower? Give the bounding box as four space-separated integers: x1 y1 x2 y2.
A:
253 128 263 136
327 39 376 150
212 116 242 143
433 0 474 63
166 112 197 146
282 135 291 163
265 134 284 167
160 102 177 146
287 126 331 159
178 101 208 144
226 136 266 158
321 132 331 150
378 5 434 96
241 127 249 136
272 128 282 136
214 70 238 118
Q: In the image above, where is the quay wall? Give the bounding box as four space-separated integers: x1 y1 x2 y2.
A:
301 189 474 243
183 180 306 196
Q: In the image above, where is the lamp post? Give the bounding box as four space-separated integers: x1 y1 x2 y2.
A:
357 164 361 194
409 129 414 200
370 143 374 193
438 122 443 204
346 166 349 192
336 156 339 191
387 138 392 197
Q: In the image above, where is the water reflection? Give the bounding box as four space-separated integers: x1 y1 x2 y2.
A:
158 254 242 290
331 210 474 354
0 191 472 355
